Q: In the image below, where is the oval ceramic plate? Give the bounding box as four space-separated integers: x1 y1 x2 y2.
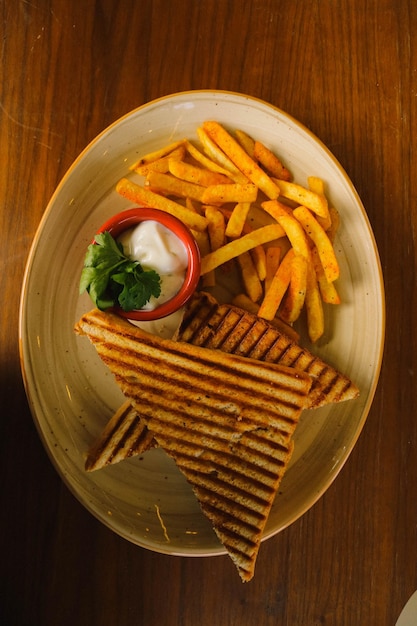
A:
19 91 384 556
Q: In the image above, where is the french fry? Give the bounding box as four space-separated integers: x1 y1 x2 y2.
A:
204 205 225 287
308 176 332 230
292 205 339 282
191 227 215 288
184 140 239 180
276 214 311 259
280 254 308 323
191 227 211 255
253 141 291 181
185 197 201 213
311 246 341 304
262 199 293 220
237 251 263 303
202 183 258 205
146 170 206 203
305 263 324 343
116 178 208 232
168 159 232 187
307 176 325 194
274 179 329 219
265 246 281 292
220 206 268 281
133 146 186 176
130 139 186 170
257 249 295 320
246 204 277 230
250 245 267 282
327 206 340 242
200 223 286 275
225 202 251 238
202 121 280 200
197 127 248 182
235 130 256 158
231 293 300 342
205 205 226 252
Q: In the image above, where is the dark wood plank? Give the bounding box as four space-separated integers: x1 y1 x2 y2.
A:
1 0 416 624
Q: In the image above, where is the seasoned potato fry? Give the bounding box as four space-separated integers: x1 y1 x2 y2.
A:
293 205 339 282
253 141 291 181
200 224 286 275
305 263 324 342
184 140 238 179
205 205 226 252
307 176 332 230
191 227 211 255
169 159 232 187
197 127 248 182
265 246 281 292
204 205 225 287
202 121 280 199
202 183 258 205
311 246 341 304
147 170 206 202
250 244 267 282
280 254 308 323
185 197 201 213
262 199 293 220
257 249 295 320
307 176 325 194
238 251 263 303
116 178 208 232
231 293 300 342
192 227 215 287
130 139 186 170
225 202 251 238
276 214 311 259
327 206 340 242
134 146 186 176
274 179 329 219
235 130 256 158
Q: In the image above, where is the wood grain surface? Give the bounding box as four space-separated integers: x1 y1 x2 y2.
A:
1 1 416 624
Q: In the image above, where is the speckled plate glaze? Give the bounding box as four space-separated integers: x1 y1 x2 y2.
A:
19 91 384 556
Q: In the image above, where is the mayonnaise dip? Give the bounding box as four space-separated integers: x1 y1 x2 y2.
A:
117 220 188 311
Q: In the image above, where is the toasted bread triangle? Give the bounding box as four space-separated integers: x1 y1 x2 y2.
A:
177 292 359 408
75 308 312 581
85 400 157 471
84 292 359 473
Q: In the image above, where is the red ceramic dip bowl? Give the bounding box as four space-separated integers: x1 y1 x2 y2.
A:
95 207 201 321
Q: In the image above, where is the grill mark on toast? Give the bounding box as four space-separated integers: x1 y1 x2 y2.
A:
85 403 155 471
150 434 289 484
176 467 279 513
104 357 305 428
176 292 359 409
95 325 311 417
196 490 266 527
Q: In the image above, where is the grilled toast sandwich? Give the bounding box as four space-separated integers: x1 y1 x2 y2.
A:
85 291 359 471
75 308 312 581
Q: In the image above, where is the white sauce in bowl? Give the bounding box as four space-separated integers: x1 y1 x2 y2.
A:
117 220 188 311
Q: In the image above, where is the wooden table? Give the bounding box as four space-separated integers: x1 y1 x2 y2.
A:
1 1 415 624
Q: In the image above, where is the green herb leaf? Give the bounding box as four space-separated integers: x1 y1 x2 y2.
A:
112 265 161 311
79 231 161 311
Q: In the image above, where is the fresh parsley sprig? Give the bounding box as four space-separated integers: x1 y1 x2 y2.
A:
79 231 161 311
